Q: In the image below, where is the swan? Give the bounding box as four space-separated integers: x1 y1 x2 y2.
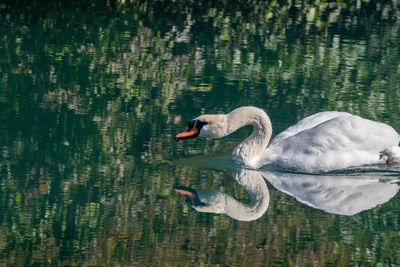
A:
175 106 400 173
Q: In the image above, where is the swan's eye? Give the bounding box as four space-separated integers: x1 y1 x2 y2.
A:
197 120 208 128
186 120 207 132
187 120 195 129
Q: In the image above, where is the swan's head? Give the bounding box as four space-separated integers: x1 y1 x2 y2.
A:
174 114 227 141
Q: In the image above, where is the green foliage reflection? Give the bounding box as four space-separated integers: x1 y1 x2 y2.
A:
0 0 399 265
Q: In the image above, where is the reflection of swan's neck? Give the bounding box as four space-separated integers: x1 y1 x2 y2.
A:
228 107 272 168
230 169 270 221
195 169 270 221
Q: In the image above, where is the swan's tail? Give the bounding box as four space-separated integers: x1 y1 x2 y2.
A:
380 146 400 163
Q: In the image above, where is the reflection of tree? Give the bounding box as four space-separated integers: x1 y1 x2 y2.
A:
0 0 400 265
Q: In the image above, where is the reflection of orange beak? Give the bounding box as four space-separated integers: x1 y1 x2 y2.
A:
174 185 206 207
174 127 199 141
174 188 196 202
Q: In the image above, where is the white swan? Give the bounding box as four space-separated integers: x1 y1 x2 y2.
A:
175 106 400 173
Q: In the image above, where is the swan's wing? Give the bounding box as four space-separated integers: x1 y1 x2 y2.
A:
269 111 352 146
266 115 400 172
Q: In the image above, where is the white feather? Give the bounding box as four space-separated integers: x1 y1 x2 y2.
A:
265 112 400 172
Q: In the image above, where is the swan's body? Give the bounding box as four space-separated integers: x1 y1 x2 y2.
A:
175 106 400 173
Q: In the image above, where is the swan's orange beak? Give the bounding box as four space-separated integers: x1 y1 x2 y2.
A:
174 127 199 141
175 119 207 141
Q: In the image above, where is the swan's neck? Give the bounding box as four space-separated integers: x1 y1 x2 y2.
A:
227 107 272 168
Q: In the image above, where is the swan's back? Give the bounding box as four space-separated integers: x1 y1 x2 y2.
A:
265 112 400 173
269 111 352 146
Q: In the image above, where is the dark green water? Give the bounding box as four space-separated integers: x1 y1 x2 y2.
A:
1 1 400 265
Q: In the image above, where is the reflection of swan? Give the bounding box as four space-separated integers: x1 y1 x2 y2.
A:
263 171 400 215
175 106 400 173
174 169 269 221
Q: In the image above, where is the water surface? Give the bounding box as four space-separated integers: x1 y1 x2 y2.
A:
1 1 400 266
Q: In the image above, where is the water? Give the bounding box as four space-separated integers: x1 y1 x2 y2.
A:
1 1 400 265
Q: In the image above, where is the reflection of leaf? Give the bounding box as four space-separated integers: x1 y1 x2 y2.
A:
188 83 212 92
